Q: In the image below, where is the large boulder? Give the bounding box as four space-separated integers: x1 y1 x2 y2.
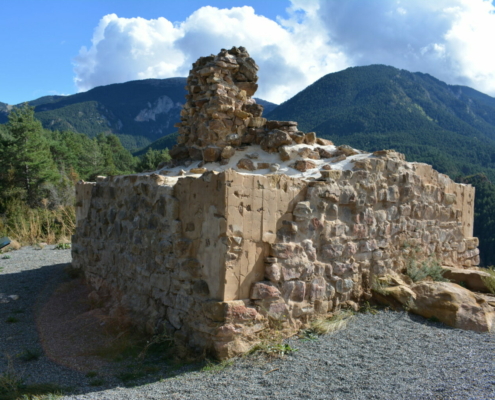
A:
411 281 495 332
442 267 492 293
373 276 495 333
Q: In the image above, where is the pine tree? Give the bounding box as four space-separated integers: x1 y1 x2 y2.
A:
3 104 59 205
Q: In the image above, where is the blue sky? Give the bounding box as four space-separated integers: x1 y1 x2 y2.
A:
0 0 291 104
2 0 495 105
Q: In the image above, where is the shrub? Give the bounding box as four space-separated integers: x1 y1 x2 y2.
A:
481 267 495 294
54 242 71 250
407 258 449 282
249 342 297 358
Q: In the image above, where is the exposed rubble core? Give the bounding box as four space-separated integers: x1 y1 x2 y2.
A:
170 46 325 165
73 47 492 360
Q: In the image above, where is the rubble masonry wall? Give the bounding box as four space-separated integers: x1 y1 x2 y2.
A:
73 150 479 358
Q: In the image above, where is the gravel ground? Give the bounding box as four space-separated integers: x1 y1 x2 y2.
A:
1 246 495 400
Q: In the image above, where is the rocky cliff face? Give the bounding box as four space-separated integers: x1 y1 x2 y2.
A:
72 47 493 360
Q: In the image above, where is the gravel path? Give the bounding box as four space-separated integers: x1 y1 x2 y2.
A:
1 246 495 400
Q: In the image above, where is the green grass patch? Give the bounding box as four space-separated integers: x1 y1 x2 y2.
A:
249 342 298 358
19 349 42 362
201 359 234 373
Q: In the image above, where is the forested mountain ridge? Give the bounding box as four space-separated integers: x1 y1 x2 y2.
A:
0 102 11 115
266 65 495 182
0 80 278 152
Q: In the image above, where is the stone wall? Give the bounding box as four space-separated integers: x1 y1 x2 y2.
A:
73 149 479 358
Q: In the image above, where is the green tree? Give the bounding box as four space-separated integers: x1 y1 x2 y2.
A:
136 148 171 172
96 133 137 176
1 104 59 206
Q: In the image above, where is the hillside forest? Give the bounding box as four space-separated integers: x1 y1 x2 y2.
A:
267 65 495 266
0 105 170 244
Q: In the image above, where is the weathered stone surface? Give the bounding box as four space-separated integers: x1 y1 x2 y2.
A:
305 132 316 145
316 138 334 146
190 168 207 174
203 146 222 162
237 158 256 171
265 263 281 282
251 282 281 299
293 160 317 172
236 82 258 96
442 267 492 293
411 282 495 332
221 146 236 160
266 120 297 130
261 130 292 152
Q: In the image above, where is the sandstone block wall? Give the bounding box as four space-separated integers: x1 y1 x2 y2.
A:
73 149 478 358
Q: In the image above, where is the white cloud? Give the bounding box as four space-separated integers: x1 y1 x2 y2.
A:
73 6 346 104
73 1 495 103
304 0 495 95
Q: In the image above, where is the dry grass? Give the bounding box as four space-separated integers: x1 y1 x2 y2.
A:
308 310 355 335
0 199 75 246
1 239 21 252
371 276 391 296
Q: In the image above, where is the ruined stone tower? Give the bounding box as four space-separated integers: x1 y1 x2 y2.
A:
73 47 491 359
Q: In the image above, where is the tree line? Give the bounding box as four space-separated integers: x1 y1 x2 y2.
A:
0 105 170 243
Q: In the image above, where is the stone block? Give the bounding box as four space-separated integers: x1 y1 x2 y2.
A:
237 158 256 171
251 282 281 299
282 280 306 302
265 263 281 282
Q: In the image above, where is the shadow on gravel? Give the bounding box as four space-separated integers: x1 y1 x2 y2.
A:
390 308 457 331
0 260 472 399
0 261 205 399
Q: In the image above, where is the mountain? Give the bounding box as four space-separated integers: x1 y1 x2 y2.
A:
0 102 10 123
133 132 179 157
0 79 186 150
0 81 278 152
36 78 187 151
266 65 495 182
255 98 278 114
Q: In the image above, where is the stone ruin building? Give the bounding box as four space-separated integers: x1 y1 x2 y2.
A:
73 47 494 359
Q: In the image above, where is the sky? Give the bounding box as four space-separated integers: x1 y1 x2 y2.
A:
2 0 495 105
